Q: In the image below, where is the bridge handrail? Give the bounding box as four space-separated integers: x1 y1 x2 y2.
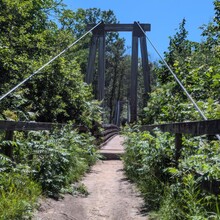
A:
0 120 66 131
140 119 220 135
141 119 220 194
0 119 91 132
0 120 119 157
140 119 220 163
0 120 119 132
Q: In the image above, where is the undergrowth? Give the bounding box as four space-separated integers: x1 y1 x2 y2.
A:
0 126 99 219
0 171 41 220
122 126 220 219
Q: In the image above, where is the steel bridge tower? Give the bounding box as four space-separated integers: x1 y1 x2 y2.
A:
86 22 151 123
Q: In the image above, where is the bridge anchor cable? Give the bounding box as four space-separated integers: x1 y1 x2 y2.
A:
0 21 103 102
136 22 220 141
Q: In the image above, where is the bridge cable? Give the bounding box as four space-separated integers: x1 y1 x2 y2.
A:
136 22 220 141
0 21 103 102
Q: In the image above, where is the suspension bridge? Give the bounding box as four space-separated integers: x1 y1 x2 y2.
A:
0 21 220 219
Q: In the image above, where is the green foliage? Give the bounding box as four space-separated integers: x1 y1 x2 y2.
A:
0 0 102 126
0 1 107 218
25 58 102 125
156 173 220 220
156 175 206 219
0 0 124 124
123 126 220 219
123 127 175 209
180 138 220 180
143 2 220 123
0 126 99 217
201 0 220 48
0 172 41 220
0 153 13 172
105 38 128 123
138 4 220 217
59 7 134 123
12 126 99 197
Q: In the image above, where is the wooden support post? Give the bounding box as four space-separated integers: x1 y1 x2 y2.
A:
113 101 118 125
4 130 14 159
130 33 139 123
175 133 182 164
86 35 98 84
127 101 131 123
98 34 105 101
116 101 120 127
140 35 151 104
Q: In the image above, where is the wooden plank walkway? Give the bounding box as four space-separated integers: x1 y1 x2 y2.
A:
99 135 125 160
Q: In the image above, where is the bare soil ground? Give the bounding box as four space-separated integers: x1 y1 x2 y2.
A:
33 136 148 220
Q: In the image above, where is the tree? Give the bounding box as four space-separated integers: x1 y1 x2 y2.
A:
59 8 131 123
58 8 119 75
105 38 127 122
157 19 191 84
0 0 62 119
201 0 220 48
142 4 220 124
0 0 102 127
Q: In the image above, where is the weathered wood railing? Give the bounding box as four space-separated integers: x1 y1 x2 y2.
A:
101 124 119 143
0 120 66 131
140 119 220 194
0 120 119 157
0 120 83 158
141 119 220 161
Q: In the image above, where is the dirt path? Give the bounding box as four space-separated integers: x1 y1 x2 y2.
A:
34 136 148 220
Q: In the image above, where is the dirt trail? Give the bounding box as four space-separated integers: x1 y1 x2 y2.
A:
34 136 148 220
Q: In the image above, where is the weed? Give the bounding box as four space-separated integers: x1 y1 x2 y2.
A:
71 183 89 197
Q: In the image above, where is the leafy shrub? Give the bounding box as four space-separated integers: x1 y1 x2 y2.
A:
0 126 99 218
0 172 41 220
13 126 99 197
156 173 220 220
0 153 13 172
123 127 175 210
123 126 220 219
180 138 220 180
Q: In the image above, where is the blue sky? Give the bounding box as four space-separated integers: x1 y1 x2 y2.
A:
63 0 215 61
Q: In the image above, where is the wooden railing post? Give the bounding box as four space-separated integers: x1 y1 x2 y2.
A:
4 130 14 159
175 133 182 165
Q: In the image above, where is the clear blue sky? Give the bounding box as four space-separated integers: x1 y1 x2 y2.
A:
63 0 215 61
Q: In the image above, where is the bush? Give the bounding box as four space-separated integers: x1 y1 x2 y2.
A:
123 126 220 219
0 126 99 217
0 172 41 220
13 126 99 197
123 128 174 210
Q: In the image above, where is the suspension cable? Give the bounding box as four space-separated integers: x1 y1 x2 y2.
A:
136 22 220 140
0 21 102 102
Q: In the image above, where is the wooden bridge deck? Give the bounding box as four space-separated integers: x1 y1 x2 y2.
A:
99 135 125 160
